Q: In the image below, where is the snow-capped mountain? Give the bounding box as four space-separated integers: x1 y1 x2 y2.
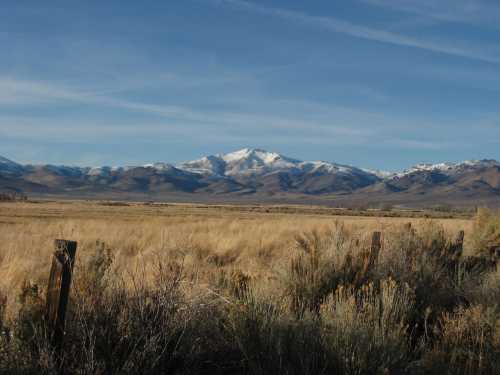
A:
395 159 500 178
178 148 300 176
361 168 395 179
176 148 381 194
178 148 376 179
351 157 500 207
0 150 498 207
177 155 228 176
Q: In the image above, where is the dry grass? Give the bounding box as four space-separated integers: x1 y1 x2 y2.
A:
1 200 499 375
0 201 472 316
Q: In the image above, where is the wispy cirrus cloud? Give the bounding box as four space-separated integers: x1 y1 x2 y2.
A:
0 77 203 120
1 75 497 167
0 77 378 145
209 0 500 64
0 77 382 137
361 0 500 27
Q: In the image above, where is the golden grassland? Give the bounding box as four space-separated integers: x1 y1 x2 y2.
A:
0 200 472 313
1 200 499 374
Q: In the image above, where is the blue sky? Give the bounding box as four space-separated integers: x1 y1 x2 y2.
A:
1 0 499 170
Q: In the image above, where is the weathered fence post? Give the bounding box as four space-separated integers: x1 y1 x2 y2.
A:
449 230 465 258
46 239 77 351
369 231 382 266
355 231 382 286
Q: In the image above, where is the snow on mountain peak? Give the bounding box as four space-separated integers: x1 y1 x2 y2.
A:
177 148 298 176
220 148 294 164
87 166 133 176
177 148 381 181
395 159 499 178
218 148 300 176
178 155 226 176
143 162 176 171
219 148 255 162
361 168 395 179
302 161 348 174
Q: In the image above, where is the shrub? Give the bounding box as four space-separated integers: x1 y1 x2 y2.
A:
424 305 500 375
2 217 500 374
470 208 500 257
284 224 357 317
226 295 329 375
378 222 472 346
320 279 415 374
74 240 115 305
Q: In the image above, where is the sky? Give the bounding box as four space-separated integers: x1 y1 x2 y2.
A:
1 0 499 170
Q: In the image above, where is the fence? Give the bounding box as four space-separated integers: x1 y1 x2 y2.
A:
43 223 499 358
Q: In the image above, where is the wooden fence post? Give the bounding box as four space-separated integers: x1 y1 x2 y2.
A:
355 231 382 286
456 230 465 245
46 239 77 351
450 230 465 258
369 231 382 267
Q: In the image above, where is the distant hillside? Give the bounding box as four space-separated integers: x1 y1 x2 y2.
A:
1 149 499 208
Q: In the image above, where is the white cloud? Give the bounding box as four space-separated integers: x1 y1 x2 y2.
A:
361 0 500 27
0 77 203 120
1 76 496 160
0 78 85 104
0 77 381 139
212 0 500 64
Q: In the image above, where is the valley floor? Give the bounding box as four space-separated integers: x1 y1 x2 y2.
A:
2 199 499 374
0 199 473 314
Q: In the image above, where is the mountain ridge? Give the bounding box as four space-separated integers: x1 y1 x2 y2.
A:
3 149 495 179
1 149 499 208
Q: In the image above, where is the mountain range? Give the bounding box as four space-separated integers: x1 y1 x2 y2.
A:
1 149 499 208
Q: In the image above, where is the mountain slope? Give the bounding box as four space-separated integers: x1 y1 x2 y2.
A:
179 148 380 194
178 148 301 176
5 163 207 194
0 156 24 175
0 151 498 207
345 159 500 207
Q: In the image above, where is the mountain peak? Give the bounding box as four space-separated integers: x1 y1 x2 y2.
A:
395 159 499 178
177 148 382 183
220 148 294 162
143 162 176 171
1 152 498 205
218 148 300 175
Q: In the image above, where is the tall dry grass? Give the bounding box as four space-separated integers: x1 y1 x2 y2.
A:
0 204 472 284
0 202 498 374
0 202 469 316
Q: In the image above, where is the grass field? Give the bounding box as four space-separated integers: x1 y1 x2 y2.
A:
0 200 473 310
0 200 498 374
